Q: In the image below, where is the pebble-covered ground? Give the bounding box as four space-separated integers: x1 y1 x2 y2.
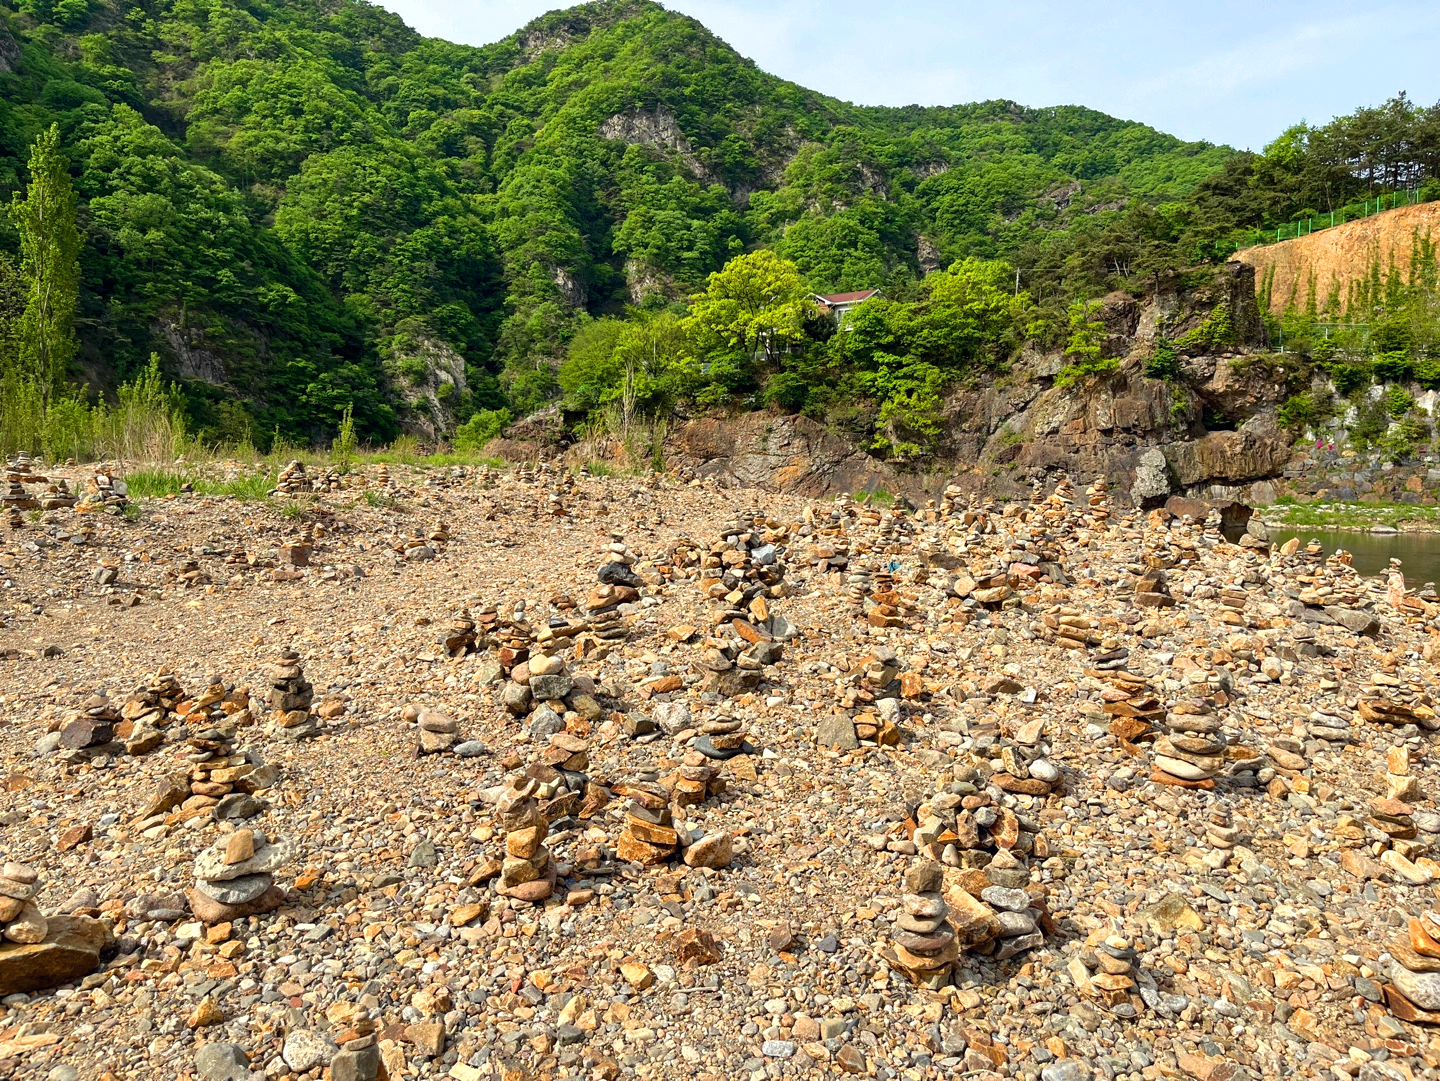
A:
2 459 1440 1081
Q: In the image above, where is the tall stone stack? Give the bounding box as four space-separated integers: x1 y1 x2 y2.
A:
268 648 318 740
615 768 680 865
495 777 556 901
3 458 39 511
887 861 959 989
693 513 790 699
1084 478 1111 527
189 828 290 923
0 862 47 944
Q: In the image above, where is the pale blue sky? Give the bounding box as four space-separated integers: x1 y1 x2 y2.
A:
376 0 1440 150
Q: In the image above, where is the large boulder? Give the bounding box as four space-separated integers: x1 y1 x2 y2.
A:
0 915 111 994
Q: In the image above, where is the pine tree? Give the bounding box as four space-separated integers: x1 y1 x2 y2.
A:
10 124 80 418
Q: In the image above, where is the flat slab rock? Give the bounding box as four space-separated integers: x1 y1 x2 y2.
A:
0 915 111 995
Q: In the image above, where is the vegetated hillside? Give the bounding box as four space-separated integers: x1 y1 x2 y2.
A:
0 0 1233 443
1236 201 1440 316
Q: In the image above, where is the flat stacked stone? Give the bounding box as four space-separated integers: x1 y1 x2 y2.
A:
375 462 391 488
314 467 344 492
0 862 46 945
887 861 958 989
268 648 318 740
1385 913 1440 1023
189 828 289 923
694 713 752 761
495 778 556 901
428 519 452 544
39 478 74 510
615 768 680 866
278 527 313 569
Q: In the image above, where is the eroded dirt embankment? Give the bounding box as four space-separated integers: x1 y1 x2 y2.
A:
1236 201 1440 315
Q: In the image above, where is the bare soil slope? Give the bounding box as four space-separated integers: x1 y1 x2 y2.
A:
1236 201 1440 315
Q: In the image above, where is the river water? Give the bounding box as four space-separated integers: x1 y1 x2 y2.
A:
1266 527 1440 586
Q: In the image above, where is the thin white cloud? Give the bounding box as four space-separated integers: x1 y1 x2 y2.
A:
374 0 1440 148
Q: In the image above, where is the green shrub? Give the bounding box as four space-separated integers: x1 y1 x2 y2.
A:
1144 337 1180 380
453 408 511 451
1277 391 1332 430
1054 356 1119 389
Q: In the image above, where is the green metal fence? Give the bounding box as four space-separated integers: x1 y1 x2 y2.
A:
1215 188 1427 259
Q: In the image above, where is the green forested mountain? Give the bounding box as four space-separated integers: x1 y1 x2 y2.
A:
0 0 1428 446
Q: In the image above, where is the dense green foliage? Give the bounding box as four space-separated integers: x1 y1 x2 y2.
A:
0 0 1242 445
0 0 1435 451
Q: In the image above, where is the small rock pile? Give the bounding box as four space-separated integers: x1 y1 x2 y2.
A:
189 828 290 923
272 460 313 495
615 768 680 866
441 608 478 656
495 777 557 901
268 648 318 740
0 862 46 944
39 478 75 510
78 469 127 512
122 667 188 736
55 693 122 758
695 711 752 761
405 703 460 755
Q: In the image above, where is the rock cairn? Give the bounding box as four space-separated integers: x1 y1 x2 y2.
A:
187 721 272 822
615 767 679 865
272 460 312 495
495 777 556 902
1385 913 1440 1022
695 710 752 761
887 861 958 989
680 746 728 805
1150 701 1226 788
406 703 460 755
441 608 478 656
189 828 290 923
56 693 122 759
0 862 46 944
3 455 40 512
268 648 318 740
39 478 75 510
79 469 127 512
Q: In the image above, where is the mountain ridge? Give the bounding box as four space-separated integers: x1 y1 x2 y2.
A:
0 0 1234 443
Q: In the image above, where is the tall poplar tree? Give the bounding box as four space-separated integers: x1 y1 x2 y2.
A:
10 124 80 417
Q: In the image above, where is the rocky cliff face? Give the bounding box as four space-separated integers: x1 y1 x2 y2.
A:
664 263 1302 506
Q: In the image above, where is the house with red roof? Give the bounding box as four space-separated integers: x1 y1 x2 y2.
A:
812 289 882 325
